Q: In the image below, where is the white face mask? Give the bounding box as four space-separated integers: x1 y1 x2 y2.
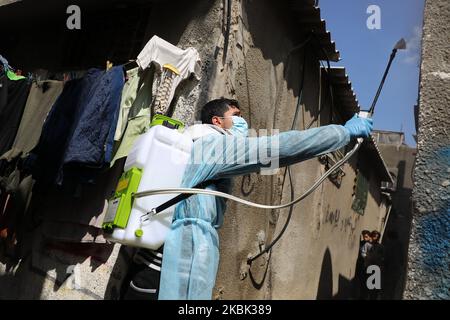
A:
229 116 249 137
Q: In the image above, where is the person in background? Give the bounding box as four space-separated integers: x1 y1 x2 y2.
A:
357 229 372 299
360 230 372 259
366 230 384 300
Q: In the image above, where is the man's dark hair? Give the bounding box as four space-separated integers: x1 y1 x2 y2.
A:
370 230 381 238
200 98 240 124
362 230 371 236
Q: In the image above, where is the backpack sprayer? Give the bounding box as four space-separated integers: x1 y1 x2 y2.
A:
102 64 192 250
103 39 406 252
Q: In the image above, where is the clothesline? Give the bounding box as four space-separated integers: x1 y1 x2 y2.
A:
1 35 202 184
1 52 139 85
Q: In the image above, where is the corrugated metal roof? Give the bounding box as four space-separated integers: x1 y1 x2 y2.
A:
290 0 340 61
287 2 391 183
322 66 360 120
319 66 393 183
362 136 394 183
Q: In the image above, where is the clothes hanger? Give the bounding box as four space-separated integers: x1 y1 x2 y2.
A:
106 60 114 71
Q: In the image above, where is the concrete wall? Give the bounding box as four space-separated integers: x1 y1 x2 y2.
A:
213 0 388 300
405 0 450 300
0 0 390 299
376 139 416 299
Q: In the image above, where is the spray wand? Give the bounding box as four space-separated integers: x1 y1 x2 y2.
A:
135 39 407 212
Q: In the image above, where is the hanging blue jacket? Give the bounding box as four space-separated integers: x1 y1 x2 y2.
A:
58 66 124 184
28 66 124 188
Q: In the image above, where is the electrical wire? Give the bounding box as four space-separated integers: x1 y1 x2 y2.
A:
248 39 309 264
264 31 338 263
310 31 342 129
222 0 232 65
248 164 296 264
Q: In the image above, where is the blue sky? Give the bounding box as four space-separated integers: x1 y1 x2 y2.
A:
320 0 425 146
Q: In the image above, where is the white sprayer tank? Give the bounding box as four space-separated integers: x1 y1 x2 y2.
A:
106 125 193 249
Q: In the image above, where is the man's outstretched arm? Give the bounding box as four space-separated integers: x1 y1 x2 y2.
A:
214 115 372 179
214 124 349 178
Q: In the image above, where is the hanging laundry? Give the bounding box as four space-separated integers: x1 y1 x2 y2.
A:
114 67 154 142
0 73 6 119
0 81 64 247
0 174 34 258
111 67 154 165
27 67 125 188
60 65 125 184
0 55 10 70
136 35 201 113
111 36 202 164
0 193 9 227
0 74 31 157
111 108 151 166
0 80 63 162
25 72 99 188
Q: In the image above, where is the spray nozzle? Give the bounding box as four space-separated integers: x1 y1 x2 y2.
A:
394 38 407 50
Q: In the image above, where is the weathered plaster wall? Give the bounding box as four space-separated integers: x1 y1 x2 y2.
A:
213 0 388 300
405 0 450 300
377 141 415 299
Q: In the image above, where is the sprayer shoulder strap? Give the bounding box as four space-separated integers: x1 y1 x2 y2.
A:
153 179 217 214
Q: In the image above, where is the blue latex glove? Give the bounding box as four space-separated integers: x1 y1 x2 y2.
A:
343 113 373 139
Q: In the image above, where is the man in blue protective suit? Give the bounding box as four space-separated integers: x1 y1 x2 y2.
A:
158 98 373 300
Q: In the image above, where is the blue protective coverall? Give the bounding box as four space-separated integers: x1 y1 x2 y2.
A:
159 124 350 299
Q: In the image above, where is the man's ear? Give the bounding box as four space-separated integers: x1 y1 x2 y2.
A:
211 116 221 126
